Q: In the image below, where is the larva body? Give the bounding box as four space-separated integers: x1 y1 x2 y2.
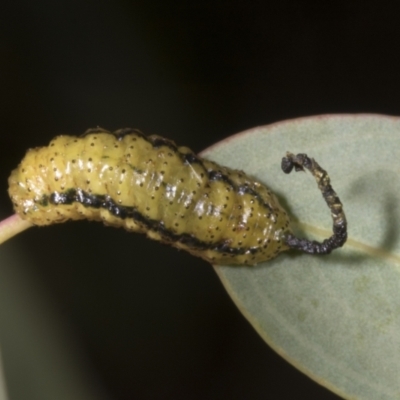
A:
8 128 292 265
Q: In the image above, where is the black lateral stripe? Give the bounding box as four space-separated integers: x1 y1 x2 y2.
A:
47 189 261 257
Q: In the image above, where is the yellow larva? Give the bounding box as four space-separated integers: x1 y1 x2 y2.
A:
8 128 347 265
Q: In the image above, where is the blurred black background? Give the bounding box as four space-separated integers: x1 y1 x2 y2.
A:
0 1 399 399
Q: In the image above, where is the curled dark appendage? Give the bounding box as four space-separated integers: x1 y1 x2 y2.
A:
281 152 347 255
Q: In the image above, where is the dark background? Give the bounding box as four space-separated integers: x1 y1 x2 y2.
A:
0 1 398 399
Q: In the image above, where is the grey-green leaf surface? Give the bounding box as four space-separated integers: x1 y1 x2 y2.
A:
201 114 400 400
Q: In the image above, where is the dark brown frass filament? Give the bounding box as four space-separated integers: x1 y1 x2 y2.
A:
281 152 347 255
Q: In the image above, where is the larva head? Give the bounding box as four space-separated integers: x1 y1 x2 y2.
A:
8 136 89 226
9 150 38 218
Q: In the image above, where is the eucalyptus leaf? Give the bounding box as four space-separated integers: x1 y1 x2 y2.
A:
201 114 400 400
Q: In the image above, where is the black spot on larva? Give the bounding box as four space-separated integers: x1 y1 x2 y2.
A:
208 170 225 182
183 153 200 165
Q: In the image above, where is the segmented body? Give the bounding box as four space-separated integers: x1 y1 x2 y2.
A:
8 128 292 265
